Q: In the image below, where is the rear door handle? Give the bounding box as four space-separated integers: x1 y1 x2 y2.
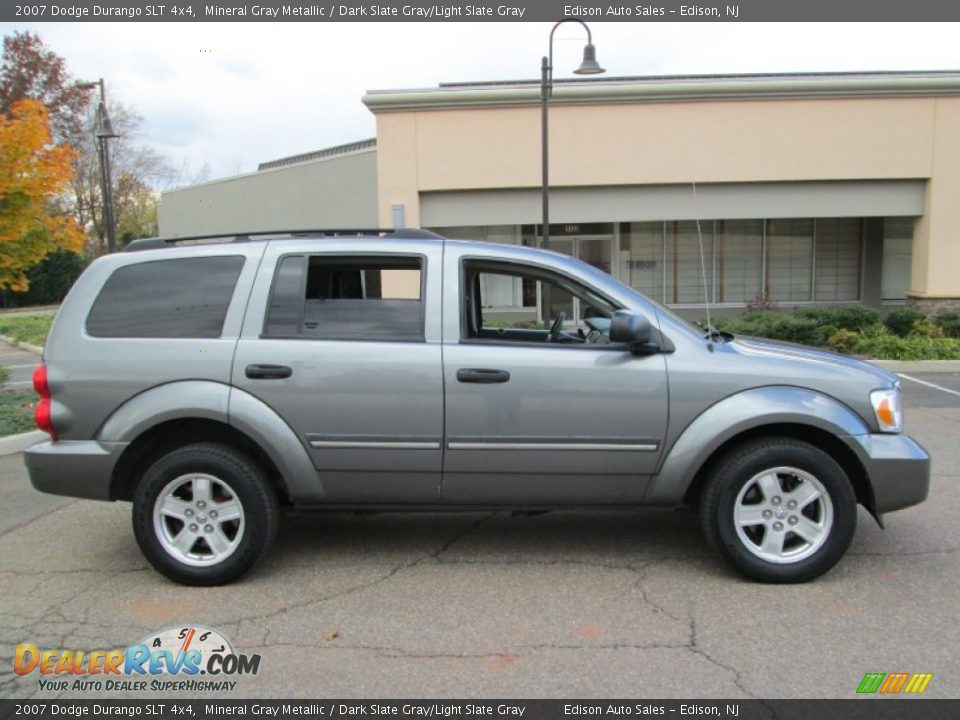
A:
245 364 293 380
456 368 510 384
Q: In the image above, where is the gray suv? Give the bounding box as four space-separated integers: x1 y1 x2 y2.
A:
25 229 930 585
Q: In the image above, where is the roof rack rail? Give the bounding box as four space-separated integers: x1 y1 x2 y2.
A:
123 227 445 252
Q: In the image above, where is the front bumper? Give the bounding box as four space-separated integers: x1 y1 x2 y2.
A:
24 440 127 501
850 433 930 515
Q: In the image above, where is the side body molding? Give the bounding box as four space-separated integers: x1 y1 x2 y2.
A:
645 386 871 505
97 381 321 503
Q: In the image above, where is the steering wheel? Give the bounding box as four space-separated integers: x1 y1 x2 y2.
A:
546 311 566 343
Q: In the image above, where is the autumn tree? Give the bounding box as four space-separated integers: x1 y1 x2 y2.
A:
0 32 92 146
0 99 85 290
1 31 173 254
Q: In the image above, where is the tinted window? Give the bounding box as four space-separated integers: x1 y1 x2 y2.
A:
86 256 245 338
264 255 424 341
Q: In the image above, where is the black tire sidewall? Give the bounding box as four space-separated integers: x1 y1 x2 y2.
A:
132 444 277 586
706 439 857 583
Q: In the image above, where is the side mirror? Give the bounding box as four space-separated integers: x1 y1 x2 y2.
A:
610 310 657 353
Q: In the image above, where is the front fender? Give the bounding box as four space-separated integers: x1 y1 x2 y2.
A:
97 381 321 503
645 386 871 505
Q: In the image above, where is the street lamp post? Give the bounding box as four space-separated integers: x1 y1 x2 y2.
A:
540 19 605 253
79 79 120 253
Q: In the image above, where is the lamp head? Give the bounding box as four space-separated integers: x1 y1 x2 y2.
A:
574 43 605 75
96 102 119 139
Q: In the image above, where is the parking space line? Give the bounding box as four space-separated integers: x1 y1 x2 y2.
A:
2 364 37 369
898 373 960 398
3 381 32 388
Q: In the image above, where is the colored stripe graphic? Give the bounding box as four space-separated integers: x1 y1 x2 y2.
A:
904 673 933 694
857 673 885 694
880 672 910 693
858 672 932 694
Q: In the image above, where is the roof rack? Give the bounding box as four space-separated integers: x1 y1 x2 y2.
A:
123 228 445 252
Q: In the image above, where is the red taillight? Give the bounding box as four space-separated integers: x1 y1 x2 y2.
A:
33 364 49 396
33 364 56 439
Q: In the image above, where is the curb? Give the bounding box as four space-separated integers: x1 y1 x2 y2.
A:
0 334 42 355
0 430 46 455
870 359 960 373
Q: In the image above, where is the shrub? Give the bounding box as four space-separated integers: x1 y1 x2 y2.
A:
933 312 960 339
854 333 960 361
723 311 826 347
860 323 889 339
827 328 860 354
0 249 89 308
793 305 881 332
884 307 927 337
912 322 944 339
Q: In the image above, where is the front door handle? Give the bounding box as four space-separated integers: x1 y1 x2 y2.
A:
245 364 293 380
456 368 510 384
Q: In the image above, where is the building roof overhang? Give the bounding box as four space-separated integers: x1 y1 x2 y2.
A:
362 71 960 113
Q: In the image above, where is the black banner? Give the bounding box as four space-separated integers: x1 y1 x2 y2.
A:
6 0 960 23
1 700 959 720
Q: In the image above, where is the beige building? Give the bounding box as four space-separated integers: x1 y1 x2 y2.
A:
159 71 960 315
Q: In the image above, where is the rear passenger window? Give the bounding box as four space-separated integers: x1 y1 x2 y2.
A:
264 255 424 341
86 256 245 338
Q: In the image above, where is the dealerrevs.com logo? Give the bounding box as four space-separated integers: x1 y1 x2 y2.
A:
14 625 261 693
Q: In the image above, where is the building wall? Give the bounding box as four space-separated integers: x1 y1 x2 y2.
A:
370 89 960 305
158 149 378 237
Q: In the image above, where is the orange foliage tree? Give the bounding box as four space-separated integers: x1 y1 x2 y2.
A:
0 98 84 291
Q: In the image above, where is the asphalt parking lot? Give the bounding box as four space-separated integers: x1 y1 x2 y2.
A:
0 372 957 700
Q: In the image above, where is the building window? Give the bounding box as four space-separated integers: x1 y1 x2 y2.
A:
716 219 764 303
765 219 814 302
881 218 914 301
815 218 862 301
666 220 714 305
622 222 664 302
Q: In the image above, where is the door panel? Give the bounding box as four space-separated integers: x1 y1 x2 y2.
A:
233 241 444 503
441 248 669 504
443 343 668 478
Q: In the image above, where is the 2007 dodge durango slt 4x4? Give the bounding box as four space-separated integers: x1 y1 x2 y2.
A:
25 229 930 585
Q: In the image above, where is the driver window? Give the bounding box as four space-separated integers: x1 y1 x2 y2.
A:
462 261 617 345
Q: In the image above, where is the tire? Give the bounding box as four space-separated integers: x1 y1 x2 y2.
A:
699 436 857 583
132 442 279 586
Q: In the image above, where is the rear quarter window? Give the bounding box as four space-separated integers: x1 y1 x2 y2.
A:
86 256 245 338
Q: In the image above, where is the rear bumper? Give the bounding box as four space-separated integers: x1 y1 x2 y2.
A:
850 433 930 514
24 440 126 501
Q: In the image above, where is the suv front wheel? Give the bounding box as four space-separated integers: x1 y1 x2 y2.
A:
700 437 857 583
132 443 279 585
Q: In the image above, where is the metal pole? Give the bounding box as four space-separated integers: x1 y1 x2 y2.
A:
541 54 550 254
96 79 117 253
100 127 117 253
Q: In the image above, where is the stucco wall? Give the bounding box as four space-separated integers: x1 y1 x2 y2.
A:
158 149 378 237
372 93 960 298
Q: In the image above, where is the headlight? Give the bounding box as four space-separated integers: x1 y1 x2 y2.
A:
870 387 903 433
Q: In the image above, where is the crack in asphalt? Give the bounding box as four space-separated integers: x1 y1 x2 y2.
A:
225 512 498 627
686 614 758 701
848 546 960 557
0 500 79 540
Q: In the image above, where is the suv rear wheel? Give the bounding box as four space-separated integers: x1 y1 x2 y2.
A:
132 443 279 585
700 437 857 583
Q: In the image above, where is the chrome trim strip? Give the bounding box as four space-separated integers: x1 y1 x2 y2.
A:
447 442 658 452
310 441 441 450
